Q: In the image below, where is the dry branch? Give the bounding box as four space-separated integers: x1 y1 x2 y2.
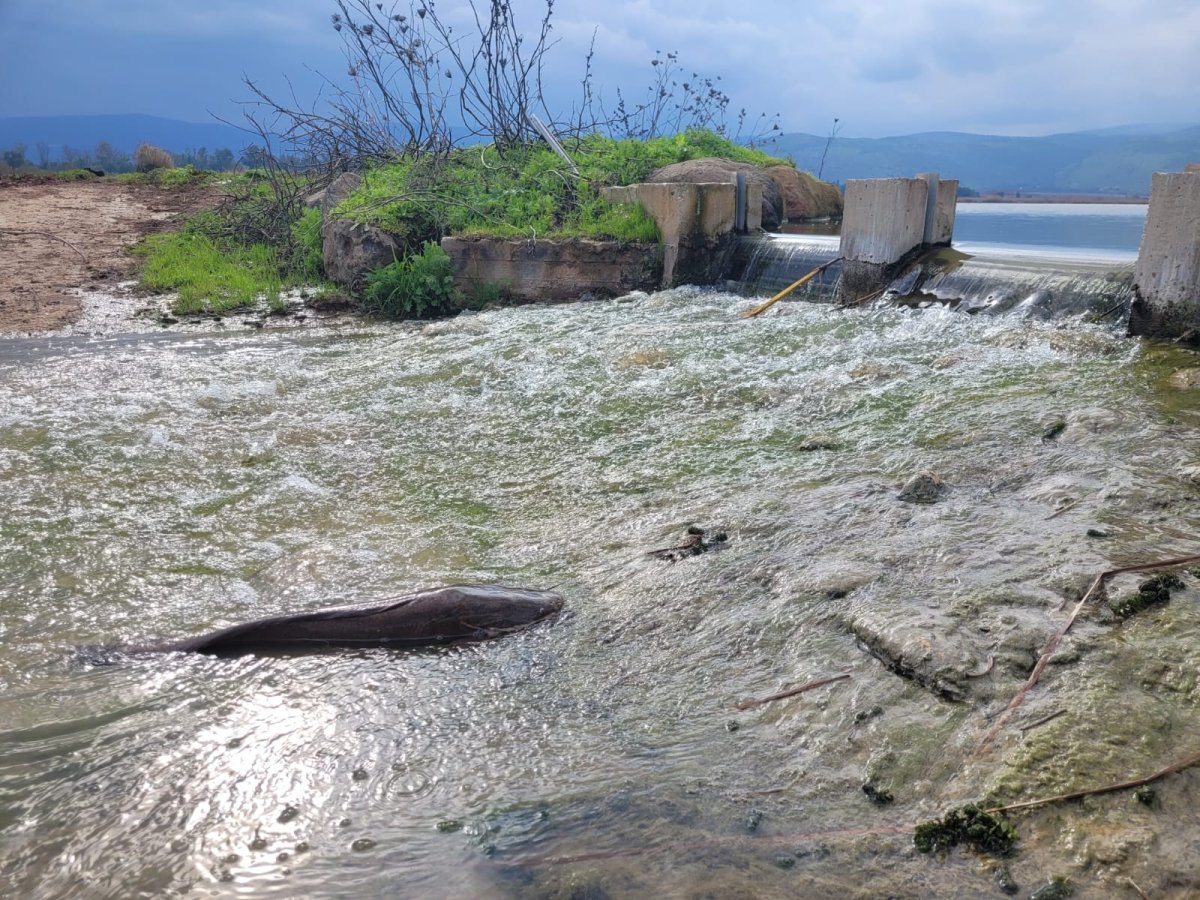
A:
735 672 851 711
0 228 86 262
977 551 1200 751
987 749 1200 815
1018 709 1067 733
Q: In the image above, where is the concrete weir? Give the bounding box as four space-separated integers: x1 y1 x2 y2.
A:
836 173 957 305
601 181 762 287
1129 164 1200 338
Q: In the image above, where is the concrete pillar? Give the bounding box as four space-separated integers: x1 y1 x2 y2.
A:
600 182 747 286
836 174 956 305
917 172 940 244
1129 167 1200 338
839 177 930 265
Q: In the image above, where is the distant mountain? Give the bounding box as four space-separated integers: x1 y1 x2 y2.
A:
765 126 1200 195
0 114 252 159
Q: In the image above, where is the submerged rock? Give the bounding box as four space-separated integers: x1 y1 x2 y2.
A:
648 526 728 562
897 471 948 504
1028 876 1073 900
1111 573 1183 619
1168 367 1200 389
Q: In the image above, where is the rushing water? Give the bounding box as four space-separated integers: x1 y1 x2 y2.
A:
4 293 1200 898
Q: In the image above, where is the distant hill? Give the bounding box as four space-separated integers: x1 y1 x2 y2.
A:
0 114 252 159
765 126 1200 195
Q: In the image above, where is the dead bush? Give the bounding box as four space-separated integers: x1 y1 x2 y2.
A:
135 144 175 173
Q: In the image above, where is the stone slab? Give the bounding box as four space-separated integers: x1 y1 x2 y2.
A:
441 236 661 303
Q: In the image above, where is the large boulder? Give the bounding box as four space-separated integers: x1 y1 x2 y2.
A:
648 158 784 231
320 172 403 291
765 165 843 221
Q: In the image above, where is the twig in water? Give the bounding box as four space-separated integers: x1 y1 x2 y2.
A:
735 672 851 711
1126 876 1150 900
986 748 1200 815
502 820 917 868
977 552 1200 752
1045 499 1080 520
966 653 995 678
1019 709 1067 733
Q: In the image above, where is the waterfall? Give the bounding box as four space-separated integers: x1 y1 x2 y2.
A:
733 235 1135 320
732 234 842 299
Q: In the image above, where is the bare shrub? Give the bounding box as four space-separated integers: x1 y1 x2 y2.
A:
135 144 175 173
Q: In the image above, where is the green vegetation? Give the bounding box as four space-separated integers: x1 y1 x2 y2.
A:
362 242 466 320
1112 573 1184 619
290 207 324 282
134 229 282 315
130 128 794 321
339 129 785 244
133 169 329 316
913 804 1018 856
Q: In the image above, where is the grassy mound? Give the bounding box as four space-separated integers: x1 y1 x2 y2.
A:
338 129 791 246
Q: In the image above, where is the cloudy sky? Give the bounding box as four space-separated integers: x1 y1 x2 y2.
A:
1 0 1197 137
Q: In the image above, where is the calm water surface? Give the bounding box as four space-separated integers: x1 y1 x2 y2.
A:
2 282 1200 895
949 202 1146 255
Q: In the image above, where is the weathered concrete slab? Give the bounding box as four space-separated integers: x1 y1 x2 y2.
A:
1130 168 1200 338
600 182 744 286
931 178 958 245
441 236 661 303
840 178 930 265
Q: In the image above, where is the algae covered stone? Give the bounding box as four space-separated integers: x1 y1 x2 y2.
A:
913 803 1018 856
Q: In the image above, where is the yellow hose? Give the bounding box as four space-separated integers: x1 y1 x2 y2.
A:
741 257 842 318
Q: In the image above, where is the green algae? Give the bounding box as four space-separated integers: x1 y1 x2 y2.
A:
1111 573 1183 619
913 803 1018 856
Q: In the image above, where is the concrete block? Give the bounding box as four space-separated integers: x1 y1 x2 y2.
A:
441 236 661 303
839 178 930 265
601 182 740 286
931 179 958 245
744 183 764 233
1130 170 1200 337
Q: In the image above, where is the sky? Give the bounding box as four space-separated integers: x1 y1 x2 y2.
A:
1 0 1198 138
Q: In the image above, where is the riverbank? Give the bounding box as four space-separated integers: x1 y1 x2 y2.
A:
0 176 221 333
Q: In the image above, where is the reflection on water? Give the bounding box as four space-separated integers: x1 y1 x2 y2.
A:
2 296 1200 898
787 202 1148 254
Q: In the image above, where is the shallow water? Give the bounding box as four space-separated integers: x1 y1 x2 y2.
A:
3 294 1200 898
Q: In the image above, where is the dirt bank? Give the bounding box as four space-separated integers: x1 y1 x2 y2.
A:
0 176 219 333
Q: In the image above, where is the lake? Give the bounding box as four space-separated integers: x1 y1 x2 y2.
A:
950 202 1147 256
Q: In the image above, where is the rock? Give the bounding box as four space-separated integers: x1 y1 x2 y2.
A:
1169 367 1200 389
320 172 404 292
1028 876 1073 900
898 471 948 503
648 158 784 230
764 165 843 221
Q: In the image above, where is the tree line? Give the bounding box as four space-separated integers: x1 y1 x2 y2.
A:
0 141 265 174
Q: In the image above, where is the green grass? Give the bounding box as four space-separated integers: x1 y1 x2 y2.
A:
290 207 324 281
338 128 787 244
111 165 214 187
362 241 468 319
132 171 325 316
134 230 282 315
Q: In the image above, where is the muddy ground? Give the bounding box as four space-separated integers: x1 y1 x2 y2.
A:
0 176 219 333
